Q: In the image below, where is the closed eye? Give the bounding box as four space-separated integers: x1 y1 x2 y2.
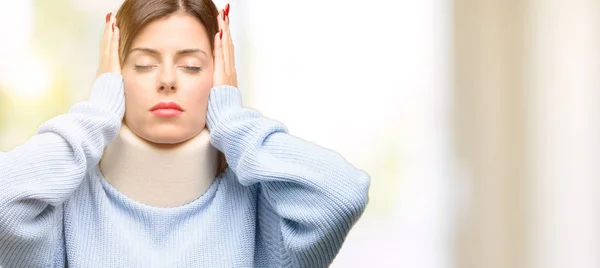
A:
134 65 156 71
183 66 202 73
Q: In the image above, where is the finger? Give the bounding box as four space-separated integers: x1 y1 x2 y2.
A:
224 3 230 25
221 14 232 72
103 12 113 38
225 20 235 68
213 30 224 84
215 9 224 61
217 8 225 34
110 25 121 73
101 12 113 57
216 9 230 72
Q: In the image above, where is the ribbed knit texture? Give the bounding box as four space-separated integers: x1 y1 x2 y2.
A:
0 73 370 268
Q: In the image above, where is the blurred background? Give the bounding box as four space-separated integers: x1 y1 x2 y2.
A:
0 0 599 267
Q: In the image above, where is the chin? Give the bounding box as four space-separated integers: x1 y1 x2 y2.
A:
145 131 196 145
133 125 198 145
147 135 186 144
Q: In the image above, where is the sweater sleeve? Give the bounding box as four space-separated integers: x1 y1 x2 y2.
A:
206 86 370 268
0 73 125 267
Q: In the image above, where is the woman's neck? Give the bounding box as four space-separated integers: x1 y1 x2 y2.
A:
99 124 218 208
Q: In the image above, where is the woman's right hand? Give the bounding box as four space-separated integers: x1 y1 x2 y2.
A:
96 13 121 77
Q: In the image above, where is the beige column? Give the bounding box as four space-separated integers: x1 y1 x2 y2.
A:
453 0 527 267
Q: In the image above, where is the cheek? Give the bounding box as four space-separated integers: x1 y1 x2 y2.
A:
186 72 214 105
189 81 212 110
200 70 214 89
123 78 153 115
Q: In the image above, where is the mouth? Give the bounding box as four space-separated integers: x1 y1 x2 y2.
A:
149 102 184 117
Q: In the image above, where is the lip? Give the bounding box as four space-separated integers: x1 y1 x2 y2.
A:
150 102 184 117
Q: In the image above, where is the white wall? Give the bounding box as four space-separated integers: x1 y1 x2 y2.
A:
234 0 454 267
526 0 600 267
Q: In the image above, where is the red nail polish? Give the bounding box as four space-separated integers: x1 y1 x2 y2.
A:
222 10 225 20
112 23 115 31
220 29 223 39
106 12 111 23
224 3 230 16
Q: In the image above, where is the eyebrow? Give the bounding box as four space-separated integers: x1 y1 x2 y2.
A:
129 47 208 57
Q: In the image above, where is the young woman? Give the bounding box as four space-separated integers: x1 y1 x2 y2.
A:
0 0 370 267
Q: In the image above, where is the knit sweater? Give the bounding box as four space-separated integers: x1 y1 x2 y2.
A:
0 73 370 268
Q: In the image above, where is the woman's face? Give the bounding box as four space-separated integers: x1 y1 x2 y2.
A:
122 13 214 144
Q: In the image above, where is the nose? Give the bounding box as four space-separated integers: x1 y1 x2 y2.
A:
158 66 177 92
159 83 176 92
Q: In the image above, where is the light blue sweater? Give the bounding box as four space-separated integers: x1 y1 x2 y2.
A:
0 73 370 268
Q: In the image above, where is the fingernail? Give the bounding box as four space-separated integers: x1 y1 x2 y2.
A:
112 23 115 32
225 3 230 16
220 29 223 39
106 12 111 23
222 10 225 20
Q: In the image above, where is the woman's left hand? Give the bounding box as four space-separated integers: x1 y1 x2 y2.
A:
213 4 238 88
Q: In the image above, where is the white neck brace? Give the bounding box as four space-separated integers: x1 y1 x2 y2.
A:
99 124 218 208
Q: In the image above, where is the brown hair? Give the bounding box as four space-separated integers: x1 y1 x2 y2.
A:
115 0 220 64
115 0 228 175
